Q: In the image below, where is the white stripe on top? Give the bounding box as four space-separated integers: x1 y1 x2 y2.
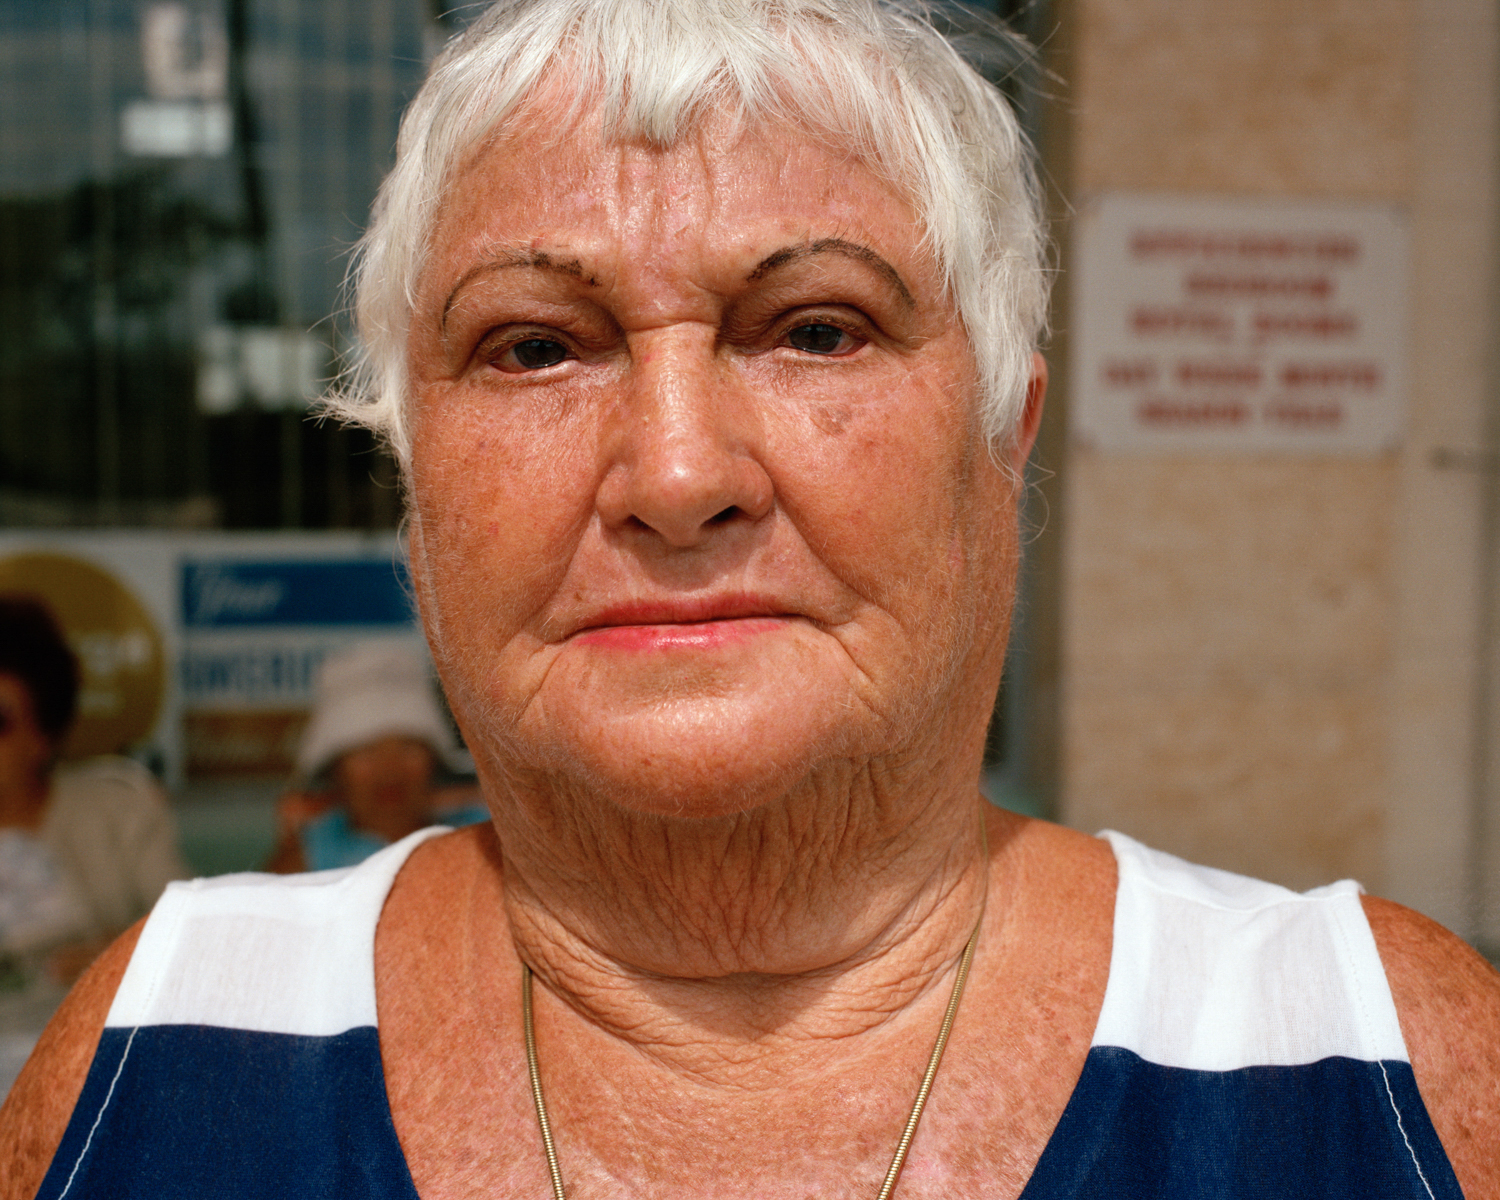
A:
105 827 446 1038
1093 831 1410 1071
104 823 1410 1068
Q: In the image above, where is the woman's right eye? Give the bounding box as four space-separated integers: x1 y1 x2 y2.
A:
497 337 570 372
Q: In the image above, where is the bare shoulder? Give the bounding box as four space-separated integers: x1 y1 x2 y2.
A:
376 822 506 980
0 922 143 1200
382 822 502 918
988 809 1117 901
980 809 1117 987
1363 894 1500 1194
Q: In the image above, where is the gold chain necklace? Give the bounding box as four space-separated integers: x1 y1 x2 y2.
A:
521 918 981 1200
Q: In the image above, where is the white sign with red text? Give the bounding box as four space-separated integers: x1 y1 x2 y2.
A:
1072 194 1408 453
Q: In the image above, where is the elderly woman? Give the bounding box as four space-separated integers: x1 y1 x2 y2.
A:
4 1 1499 1196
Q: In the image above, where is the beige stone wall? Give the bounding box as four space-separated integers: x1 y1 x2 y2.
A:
1054 0 1499 924
1393 0 1499 935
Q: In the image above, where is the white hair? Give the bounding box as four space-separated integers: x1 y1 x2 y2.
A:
329 0 1049 464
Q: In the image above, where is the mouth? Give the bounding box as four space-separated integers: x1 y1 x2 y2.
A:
567 596 793 650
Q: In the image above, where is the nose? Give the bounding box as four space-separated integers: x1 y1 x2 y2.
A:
595 328 774 548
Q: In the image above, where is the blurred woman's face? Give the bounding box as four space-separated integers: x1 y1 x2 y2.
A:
0 673 54 814
334 735 435 836
403 112 1027 819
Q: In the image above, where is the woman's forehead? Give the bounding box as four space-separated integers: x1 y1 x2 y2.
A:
426 116 932 299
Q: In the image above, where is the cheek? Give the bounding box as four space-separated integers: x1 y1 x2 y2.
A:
776 359 1011 707
784 372 976 603
407 392 598 639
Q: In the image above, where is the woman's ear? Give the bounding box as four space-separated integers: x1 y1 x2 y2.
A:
1009 351 1047 475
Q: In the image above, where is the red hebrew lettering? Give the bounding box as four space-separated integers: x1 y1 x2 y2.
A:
1136 397 1249 427
1129 231 1360 263
1130 307 1234 339
1312 237 1361 263
1252 311 1357 340
1185 273 1332 301
1263 401 1344 428
1175 361 1263 387
1279 362 1381 389
1103 359 1158 387
1129 231 1199 258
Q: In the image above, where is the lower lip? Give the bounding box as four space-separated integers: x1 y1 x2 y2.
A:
572 616 789 651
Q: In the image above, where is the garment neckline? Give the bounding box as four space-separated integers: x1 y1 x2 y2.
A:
362 828 1131 1197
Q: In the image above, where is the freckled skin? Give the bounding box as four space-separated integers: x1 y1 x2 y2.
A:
406 114 1006 826
4 109 1499 1200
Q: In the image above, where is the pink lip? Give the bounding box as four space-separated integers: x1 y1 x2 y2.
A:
568 596 792 651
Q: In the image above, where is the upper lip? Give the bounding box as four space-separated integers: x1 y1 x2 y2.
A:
567 594 790 636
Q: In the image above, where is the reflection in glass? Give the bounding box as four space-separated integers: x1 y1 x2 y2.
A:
0 0 440 529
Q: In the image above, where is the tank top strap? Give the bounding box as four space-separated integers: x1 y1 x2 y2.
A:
107 825 443 1036
35 827 444 1200
1018 831 1464 1200
1095 830 1406 1070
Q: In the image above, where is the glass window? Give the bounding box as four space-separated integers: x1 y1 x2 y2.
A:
0 0 436 529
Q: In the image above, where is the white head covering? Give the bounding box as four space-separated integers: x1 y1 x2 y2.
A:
296 641 455 780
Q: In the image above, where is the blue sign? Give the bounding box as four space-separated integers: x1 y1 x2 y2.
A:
182 559 415 628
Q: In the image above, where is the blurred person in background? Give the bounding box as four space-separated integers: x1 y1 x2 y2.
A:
264 640 486 873
0 595 186 987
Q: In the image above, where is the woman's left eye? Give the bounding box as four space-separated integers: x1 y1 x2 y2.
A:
785 323 858 355
505 338 570 370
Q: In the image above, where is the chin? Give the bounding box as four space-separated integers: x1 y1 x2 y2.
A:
514 691 870 822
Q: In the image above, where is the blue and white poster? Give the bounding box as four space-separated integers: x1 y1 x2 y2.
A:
0 532 425 786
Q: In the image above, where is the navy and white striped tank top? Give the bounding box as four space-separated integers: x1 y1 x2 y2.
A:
36 828 1464 1198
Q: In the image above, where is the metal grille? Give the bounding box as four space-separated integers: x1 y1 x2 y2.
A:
0 0 431 529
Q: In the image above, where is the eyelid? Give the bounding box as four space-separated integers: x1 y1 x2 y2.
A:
475 327 577 374
776 301 876 332
478 322 579 352
774 309 873 351
477 324 566 352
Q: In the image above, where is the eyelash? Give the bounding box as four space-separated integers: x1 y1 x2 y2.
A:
478 330 575 374
778 317 866 357
476 310 873 374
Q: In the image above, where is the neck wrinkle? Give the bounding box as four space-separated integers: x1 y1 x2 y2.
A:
491 776 995 1089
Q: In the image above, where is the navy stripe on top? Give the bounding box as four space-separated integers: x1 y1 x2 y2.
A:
38 1025 419 1200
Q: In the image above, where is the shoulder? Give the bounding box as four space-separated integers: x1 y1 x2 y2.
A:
380 822 504 943
51 755 165 799
978 810 1116 984
47 756 169 822
376 824 508 1012
0 830 465 1198
1363 894 1500 1195
993 810 1117 888
982 812 1116 939
0 923 142 1199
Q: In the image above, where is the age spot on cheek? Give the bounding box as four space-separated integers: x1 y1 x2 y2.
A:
811 403 854 436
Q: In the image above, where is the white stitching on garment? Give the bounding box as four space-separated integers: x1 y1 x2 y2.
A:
1378 1058 1437 1200
1331 891 1439 1200
57 875 188 1197
55 1024 139 1200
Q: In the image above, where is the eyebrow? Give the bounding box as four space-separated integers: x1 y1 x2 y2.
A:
441 249 600 332
747 238 914 309
440 236 915 331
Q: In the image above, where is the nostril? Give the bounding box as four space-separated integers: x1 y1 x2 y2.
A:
709 506 738 526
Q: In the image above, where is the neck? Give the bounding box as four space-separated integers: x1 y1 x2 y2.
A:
488 760 992 1084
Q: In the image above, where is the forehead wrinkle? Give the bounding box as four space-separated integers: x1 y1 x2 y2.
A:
441 248 602 333
747 238 915 310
